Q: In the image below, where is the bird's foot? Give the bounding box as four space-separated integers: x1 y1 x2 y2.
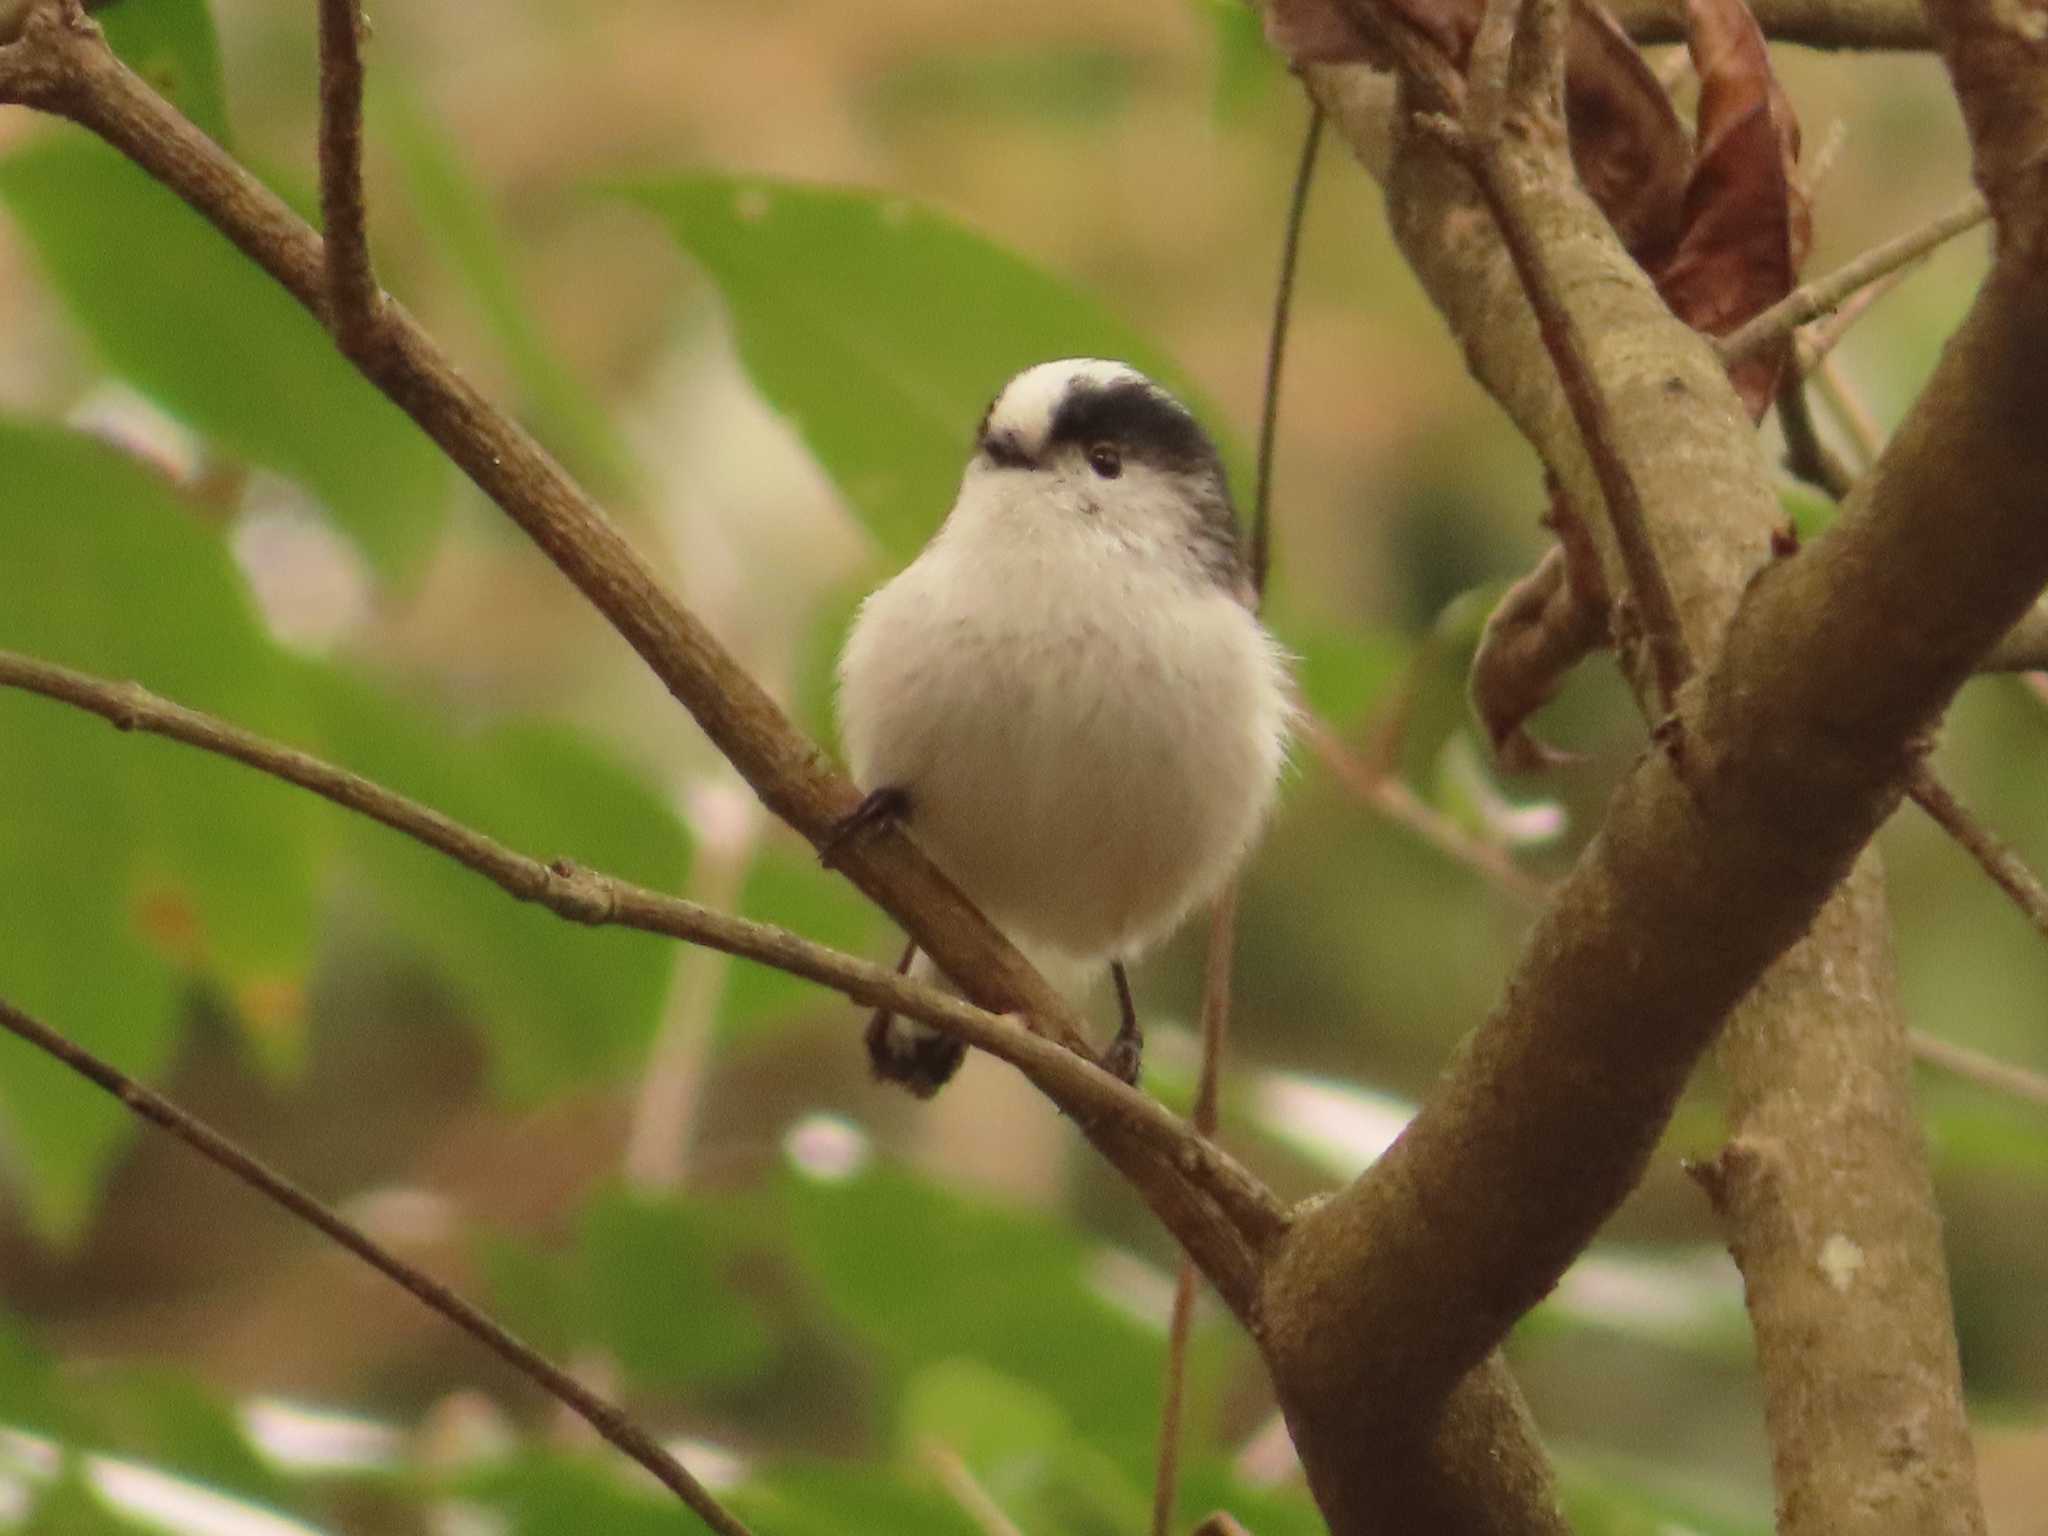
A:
820 785 910 869
1098 1031 1143 1088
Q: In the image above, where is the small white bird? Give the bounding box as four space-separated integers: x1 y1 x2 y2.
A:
832 359 1292 1095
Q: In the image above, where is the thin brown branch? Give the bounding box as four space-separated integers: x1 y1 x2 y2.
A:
1720 192 1990 364
1250 104 1322 597
1776 372 1858 500
1909 1029 2048 1109
1606 0 1934 50
1908 764 2048 946
0 0 1281 1311
1795 264 1910 371
1150 887 1241 1536
0 993 754 1536
1811 354 1886 464
315 0 380 349
0 648 1287 1262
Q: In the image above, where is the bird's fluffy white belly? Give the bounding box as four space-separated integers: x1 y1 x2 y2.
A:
839 548 1287 962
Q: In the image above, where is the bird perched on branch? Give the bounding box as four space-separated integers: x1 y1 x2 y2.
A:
832 358 1292 1096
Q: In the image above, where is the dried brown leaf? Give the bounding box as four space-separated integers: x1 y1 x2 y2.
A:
1654 0 1811 418
1469 541 1609 772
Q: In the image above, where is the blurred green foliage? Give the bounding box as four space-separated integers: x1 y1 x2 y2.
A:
0 1 2040 1533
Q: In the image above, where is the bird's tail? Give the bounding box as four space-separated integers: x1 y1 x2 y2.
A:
863 942 967 1097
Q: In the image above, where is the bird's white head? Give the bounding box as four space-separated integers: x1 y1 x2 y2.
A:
948 358 1246 593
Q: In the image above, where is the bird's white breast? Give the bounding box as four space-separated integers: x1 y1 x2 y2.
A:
837 519 1290 962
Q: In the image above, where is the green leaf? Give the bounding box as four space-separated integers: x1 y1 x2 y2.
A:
1560 1457 1766 1536
67 1366 294 1513
97 0 232 148
371 74 640 501
479 1187 774 1392
1200 0 1280 122
900 1359 1148 1536
619 174 1235 562
1271 616 1411 731
721 845 886 1045
735 1460 982 1536
310 681 693 1098
461 1453 714 1536
0 420 322 1232
782 1162 1201 1480
0 134 450 581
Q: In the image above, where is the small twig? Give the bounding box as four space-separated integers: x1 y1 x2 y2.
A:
1303 713 1553 910
1250 103 1322 597
1720 192 1990 365
1811 354 1886 465
1151 887 1240 1536
920 1440 1027 1536
1795 265 1911 373
0 993 754 1536
315 0 381 349
1775 371 1857 500
1191 1516 1254 1536
0 649 1283 1244
1908 1029 2048 1110
1907 765 2048 947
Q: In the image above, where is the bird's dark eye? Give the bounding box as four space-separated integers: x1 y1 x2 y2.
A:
1086 443 1123 479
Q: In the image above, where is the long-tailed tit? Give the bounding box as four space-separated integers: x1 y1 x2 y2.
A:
832 359 1292 1095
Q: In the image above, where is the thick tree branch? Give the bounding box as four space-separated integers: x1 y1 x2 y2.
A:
0 0 1281 1313
0 649 1287 1272
1259 2 2008 1528
0 994 754 1536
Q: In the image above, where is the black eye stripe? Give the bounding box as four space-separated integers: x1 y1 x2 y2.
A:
1047 380 1217 475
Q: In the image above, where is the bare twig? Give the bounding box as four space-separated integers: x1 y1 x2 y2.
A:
1776 372 1858 500
1795 264 1910 371
1605 0 1935 50
1908 765 2048 947
1720 192 1989 364
1150 888 1240 1536
1250 104 1322 597
920 1441 1027 1536
0 649 1284 1251
314 0 381 348
1909 1029 2048 1109
1811 354 1887 464
0 993 753 1536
